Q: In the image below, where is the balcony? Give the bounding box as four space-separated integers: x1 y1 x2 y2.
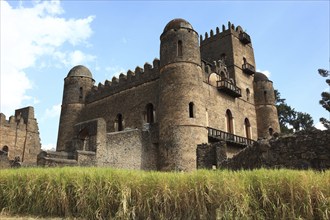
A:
217 79 242 98
242 63 255 75
208 127 255 147
239 32 251 44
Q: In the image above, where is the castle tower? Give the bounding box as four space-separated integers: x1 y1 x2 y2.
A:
200 23 256 101
254 72 280 138
56 65 94 152
158 18 208 171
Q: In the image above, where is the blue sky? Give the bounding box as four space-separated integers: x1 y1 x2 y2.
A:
1 0 329 150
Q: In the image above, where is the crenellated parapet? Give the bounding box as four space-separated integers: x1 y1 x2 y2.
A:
200 21 249 46
86 59 160 103
0 112 27 131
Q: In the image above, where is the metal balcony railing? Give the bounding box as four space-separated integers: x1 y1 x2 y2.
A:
208 127 255 146
217 80 242 98
242 63 255 75
239 32 251 44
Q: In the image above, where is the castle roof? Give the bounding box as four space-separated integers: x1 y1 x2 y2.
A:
254 72 269 82
163 18 194 33
67 65 93 79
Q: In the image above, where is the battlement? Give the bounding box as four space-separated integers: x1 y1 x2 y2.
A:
86 59 160 103
0 107 36 130
200 21 247 45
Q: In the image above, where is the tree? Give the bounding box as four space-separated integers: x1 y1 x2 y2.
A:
275 90 314 133
318 69 330 129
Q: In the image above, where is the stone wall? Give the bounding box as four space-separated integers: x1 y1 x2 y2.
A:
0 107 41 165
197 141 227 169
99 128 157 170
220 129 330 170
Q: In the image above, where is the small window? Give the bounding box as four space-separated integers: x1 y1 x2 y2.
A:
246 88 250 101
226 110 234 134
189 102 194 118
1 145 9 156
269 128 274 136
116 114 123 131
244 118 251 139
264 91 267 102
146 103 154 123
220 71 226 80
178 40 183 57
79 87 83 100
243 57 247 64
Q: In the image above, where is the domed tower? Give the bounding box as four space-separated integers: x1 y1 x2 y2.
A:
56 65 94 152
158 18 208 171
254 72 280 138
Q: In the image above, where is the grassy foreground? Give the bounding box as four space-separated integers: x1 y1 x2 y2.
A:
0 167 329 219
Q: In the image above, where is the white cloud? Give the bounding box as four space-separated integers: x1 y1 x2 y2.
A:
0 0 95 116
315 121 326 130
42 143 56 151
40 103 61 122
257 69 271 78
121 37 128 44
105 66 126 78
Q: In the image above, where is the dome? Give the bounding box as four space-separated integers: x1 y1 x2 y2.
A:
163 18 194 33
254 72 269 82
67 65 93 78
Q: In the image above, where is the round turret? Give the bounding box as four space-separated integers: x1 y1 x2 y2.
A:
254 72 269 82
254 72 280 138
160 18 200 68
158 19 207 171
163 18 193 32
67 65 93 79
57 65 95 152
62 65 95 105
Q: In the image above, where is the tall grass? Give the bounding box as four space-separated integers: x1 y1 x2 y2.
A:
0 167 329 219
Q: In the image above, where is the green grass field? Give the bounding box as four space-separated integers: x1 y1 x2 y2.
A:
0 167 329 219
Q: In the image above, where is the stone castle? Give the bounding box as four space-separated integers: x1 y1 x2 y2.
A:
0 107 41 167
38 18 281 171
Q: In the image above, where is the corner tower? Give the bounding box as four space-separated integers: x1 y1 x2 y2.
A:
56 65 94 152
158 19 208 171
254 72 280 138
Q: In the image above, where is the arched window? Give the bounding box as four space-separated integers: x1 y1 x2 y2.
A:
116 114 123 131
225 110 234 134
243 57 247 64
189 102 195 118
220 71 226 80
79 87 83 100
264 91 267 102
178 40 183 57
146 103 154 123
244 118 251 139
246 88 250 101
269 128 274 136
1 145 9 156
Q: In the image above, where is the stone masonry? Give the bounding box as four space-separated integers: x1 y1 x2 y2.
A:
0 106 41 166
219 129 330 170
39 18 281 171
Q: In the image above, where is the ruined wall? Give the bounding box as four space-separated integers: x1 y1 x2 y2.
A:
220 129 330 170
100 129 157 170
196 141 227 169
0 107 41 165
